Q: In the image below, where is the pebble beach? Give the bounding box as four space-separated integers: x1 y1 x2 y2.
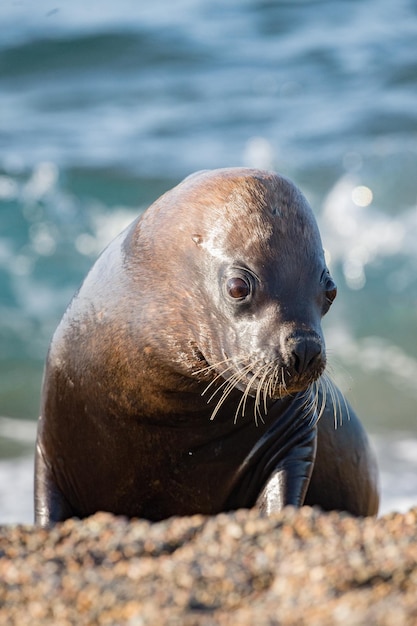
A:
1 506 417 625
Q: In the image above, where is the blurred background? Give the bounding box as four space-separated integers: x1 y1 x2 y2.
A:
1 0 417 523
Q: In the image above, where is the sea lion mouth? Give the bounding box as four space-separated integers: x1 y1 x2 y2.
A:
230 363 320 400
197 349 321 419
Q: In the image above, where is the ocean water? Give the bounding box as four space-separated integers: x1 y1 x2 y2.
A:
1 0 417 523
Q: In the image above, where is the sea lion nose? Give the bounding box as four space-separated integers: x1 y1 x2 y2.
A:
290 337 322 375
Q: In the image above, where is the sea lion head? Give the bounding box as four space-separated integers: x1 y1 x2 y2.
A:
133 168 336 404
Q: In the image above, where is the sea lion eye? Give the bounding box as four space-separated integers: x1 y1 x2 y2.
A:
320 269 337 304
326 282 337 304
226 276 251 300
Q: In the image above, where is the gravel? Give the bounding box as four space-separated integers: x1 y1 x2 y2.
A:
1 506 417 625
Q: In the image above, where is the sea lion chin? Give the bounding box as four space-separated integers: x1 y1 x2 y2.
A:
34 167 379 526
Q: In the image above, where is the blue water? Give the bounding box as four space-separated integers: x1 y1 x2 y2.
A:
1 0 417 522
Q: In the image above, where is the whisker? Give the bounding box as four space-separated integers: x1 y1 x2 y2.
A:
316 379 327 423
252 363 267 425
273 365 281 397
204 364 241 402
201 356 246 399
259 363 273 414
300 384 315 420
234 360 263 424
323 372 351 428
199 357 248 402
210 383 235 421
266 365 275 399
325 357 354 392
196 356 237 376
210 359 255 422
301 383 319 427
203 373 231 402
283 368 288 390
328 374 341 428
255 363 271 423
320 373 338 428
210 368 250 421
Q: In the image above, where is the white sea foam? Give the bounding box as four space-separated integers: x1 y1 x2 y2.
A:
75 207 137 257
321 175 414 290
374 433 417 515
0 455 34 525
0 416 37 444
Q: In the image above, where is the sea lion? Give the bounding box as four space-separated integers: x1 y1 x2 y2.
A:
34 168 379 526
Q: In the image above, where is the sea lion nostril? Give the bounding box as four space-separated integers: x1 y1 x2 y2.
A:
291 338 322 375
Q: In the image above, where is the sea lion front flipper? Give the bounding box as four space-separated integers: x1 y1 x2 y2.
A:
224 395 318 516
255 423 317 515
